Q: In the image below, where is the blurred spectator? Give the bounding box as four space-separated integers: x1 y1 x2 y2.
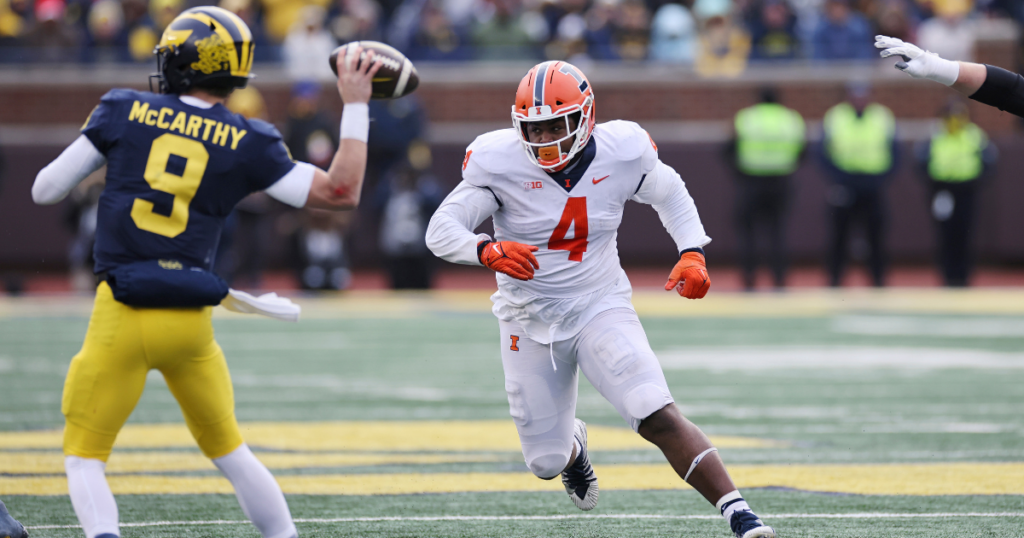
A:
545 10 588 61
649 2 696 63
915 100 997 286
217 86 274 288
812 0 873 60
747 0 800 61
693 0 751 78
821 83 896 287
149 0 182 32
284 209 354 290
124 0 158 62
410 0 471 60
375 141 444 289
84 0 128 63
285 82 339 169
328 0 384 44
729 87 806 290
612 0 651 61
872 0 916 44
283 5 337 81
917 1 975 61
0 0 26 44
25 0 80 62
367 95 427 187
469 0 539 60
262 0 331 44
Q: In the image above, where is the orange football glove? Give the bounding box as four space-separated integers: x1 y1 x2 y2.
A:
665 251 710 299
479 240 540 281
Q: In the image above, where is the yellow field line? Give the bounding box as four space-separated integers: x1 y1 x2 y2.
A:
3 463 1023 496
0 421 782 451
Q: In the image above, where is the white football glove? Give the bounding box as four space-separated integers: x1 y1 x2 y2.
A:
875 35 960 86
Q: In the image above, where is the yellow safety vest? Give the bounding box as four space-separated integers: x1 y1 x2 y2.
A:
824 102 895 175
735 103 806 176
928 123 986 183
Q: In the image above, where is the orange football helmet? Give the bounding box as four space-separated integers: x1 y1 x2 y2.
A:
512 61 596 172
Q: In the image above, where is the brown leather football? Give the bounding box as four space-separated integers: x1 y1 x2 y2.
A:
328 41 419 100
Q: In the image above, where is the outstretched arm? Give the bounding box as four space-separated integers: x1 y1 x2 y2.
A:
303 47 382 210
426 181 499 266
876 35 1024 118
32 136 106 205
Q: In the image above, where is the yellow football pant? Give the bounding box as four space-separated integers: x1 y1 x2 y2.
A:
62 282 243 461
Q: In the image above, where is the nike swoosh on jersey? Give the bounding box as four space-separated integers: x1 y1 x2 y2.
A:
592 175 609 184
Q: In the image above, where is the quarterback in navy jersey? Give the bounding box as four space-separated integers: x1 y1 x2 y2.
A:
31 6 381 538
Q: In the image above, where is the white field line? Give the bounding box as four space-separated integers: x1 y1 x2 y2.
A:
25 512 1024 530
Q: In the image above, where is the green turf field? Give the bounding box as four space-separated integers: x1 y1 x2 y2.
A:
2 288 1024 536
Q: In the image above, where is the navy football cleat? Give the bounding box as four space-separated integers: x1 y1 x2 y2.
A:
0 500 28 538
561 418 599 511
730 509 775 538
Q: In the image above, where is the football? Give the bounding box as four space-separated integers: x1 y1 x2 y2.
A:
328 41 419 100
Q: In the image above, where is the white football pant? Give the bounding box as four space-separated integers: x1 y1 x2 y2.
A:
499 307 674 479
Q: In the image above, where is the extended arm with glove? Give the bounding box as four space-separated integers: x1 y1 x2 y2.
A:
665 251 710 299
876 35 1024 118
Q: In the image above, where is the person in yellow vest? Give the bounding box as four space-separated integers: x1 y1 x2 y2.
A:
821 82 897 287
915 100 997 287
729 87 805 290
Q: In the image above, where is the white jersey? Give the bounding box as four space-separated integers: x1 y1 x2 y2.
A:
427 120 710 343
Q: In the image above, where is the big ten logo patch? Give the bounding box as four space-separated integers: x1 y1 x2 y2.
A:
524 181 543 191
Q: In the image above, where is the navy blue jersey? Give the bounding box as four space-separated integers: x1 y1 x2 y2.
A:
82 88 297 273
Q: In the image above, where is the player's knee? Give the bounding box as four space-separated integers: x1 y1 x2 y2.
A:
526 451 570 480
190 415 245 459
623 383 674 432
63 420 117 462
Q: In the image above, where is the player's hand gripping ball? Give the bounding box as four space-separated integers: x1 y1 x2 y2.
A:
478 241 540 281
665 251 710 299
329 41 420 100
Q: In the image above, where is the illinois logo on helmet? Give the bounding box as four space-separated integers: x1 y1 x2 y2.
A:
151 6 255 94
511 61 596 172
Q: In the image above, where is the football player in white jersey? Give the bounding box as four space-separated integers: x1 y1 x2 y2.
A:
426 61 775 538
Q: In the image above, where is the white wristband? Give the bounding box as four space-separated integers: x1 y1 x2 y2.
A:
931 57 960 87
340 103 369 142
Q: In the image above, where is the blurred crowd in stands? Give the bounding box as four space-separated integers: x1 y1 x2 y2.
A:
0 0 1021 68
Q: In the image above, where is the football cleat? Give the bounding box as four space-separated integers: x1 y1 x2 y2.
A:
730 509 775 538
561 418 599 511
0 500 28 538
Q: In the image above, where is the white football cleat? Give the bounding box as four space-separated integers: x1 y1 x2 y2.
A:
561 418 599 511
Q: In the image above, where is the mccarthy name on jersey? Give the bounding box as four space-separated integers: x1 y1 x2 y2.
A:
427 120 711 299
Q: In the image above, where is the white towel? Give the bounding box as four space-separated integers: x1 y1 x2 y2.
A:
220 289 301 322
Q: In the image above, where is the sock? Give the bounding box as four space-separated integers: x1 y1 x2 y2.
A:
65 456 120 538
716 490 756 524
213 444 297 538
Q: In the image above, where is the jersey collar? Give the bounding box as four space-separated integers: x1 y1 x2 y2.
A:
546 136 597 193
179 95 215 109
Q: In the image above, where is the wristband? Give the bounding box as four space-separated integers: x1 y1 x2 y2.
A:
340 103 369 142
931 57 960 87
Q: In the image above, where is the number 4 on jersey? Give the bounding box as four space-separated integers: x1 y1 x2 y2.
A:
548 197 588 262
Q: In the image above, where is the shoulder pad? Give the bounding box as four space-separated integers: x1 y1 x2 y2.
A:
465 128 521 175
99 88 146 104
244 117 284 140
595 120 651 161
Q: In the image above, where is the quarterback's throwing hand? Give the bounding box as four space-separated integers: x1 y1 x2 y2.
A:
875 35 959 86
665 251 710 299
336 46 382 104
479 240 540 281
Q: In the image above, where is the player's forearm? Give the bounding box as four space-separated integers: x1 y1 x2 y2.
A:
951 62 987 96
32 135 106 205
426 184 499 265
325 103 371 208
965 64 1024 118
